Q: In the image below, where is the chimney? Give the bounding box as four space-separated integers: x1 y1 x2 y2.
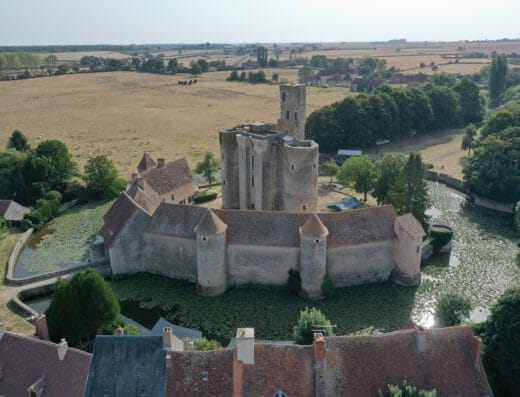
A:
313 332 326 361
0 323 4 341
131 172 139 182
137 177 145 189
157 158 166 168
183 337 190 351
415 326 426 353
57 338 68 361
236 328 254 365
35 314 50 341
162 327 174 351
115 326 124 335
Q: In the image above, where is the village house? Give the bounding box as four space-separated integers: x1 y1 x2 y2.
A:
0 199 30 227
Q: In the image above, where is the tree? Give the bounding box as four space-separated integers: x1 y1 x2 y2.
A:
195 152 220 186
167 58 178 73
46 268 120 347
305 105 342 153
227 70 239 81
319 161 339 183
239 71 247 81
335 96 372 147
481 286 520 396
292 307 334 345
515 201 520 234
454 79 483 124
196 58 209 73
489 54 508 108
372 153 406 205
336 155 377 201
430 71 457 87
256 46 268 67
408 88 434 133
298 64 314 78
388 152 429 223
24 140 77 196
7 130 30 152
461 124 477 156
190 62 202 75
424 85 461 129
0 150 27 201
271 72 279 83
435 294 471 327
194 337 222 351
84 155 126 201
378 382 437 397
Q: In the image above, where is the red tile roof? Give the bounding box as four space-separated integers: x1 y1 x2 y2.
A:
0 332 91 397
299 213 329 238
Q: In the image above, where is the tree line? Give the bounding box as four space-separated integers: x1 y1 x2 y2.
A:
306 78 483 152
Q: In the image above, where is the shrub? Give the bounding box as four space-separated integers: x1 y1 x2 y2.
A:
19 218 32 231
321 274 337 298
45 190 63 202
292 307 334 345
429 227 453 251
378 381 437 397
24 198 61 229
435 293 471 326
286 269 301 294
63 179 87 202
193 337 222 351
193 191 217 204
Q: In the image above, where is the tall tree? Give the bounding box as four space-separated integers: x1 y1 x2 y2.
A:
0 150 27 201
292 307 334 345
195 152 220 186
489 54 508 108
372 153 406 205
336 155 377 201
166 58 178 73
305 105 342 153
319 161 339 183
454 78 484 124
84 155 126 201
7 130 30 152
388 152 429 223
256 46 268 67
46 268 120 347
424 85 461 129
461 124 477 156
408 88 434 133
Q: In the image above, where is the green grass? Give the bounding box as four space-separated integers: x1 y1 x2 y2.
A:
21 200 113 273
112 273 416 341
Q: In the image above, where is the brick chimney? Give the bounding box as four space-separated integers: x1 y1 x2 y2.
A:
131 172 139 182
35 314 50 341
157 158 166 168
236 328 254 365
415 326 426 353
57 338 68 361
313 332 326 361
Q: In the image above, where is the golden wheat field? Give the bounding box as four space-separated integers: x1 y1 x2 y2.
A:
0 69 348 175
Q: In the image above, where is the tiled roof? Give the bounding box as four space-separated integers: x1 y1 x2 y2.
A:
146 204 397 247
102 192 151 246
137 153 157 173
0 200 30 221
150 317 202 341
396 213 426 239
140 158 193 195
320 326 492 396
0 332 91 397
127 180 161 214
299 214 329 238
84 335 166 397
194 209 227 235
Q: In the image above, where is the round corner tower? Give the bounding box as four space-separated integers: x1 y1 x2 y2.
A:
277 84 307 139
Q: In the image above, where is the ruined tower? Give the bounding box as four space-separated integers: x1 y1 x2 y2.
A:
277 84 307 140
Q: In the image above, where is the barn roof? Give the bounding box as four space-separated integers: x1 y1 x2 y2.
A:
137 153 157 173
140 158 193 195
0 200 30 221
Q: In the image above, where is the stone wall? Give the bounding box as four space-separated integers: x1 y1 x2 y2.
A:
326 241 395 287
474 195 515 214
426 170 468 194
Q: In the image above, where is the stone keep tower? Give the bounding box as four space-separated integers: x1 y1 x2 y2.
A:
299 214 329 300
277 84 307 140
194 209 228 296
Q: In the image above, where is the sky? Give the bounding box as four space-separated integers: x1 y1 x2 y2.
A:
1 0 519 46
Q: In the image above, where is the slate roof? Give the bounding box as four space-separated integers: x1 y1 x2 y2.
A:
140 158 193 195
127 180 162 214
299 214 329 238
0 200 30 221
323 326 492 396
396 213 426 239
102 192 151 246
84 335 166 397
0 332 91 397
150 317 202 341
146 204 397 247
193 209 227 235
137 153 157 173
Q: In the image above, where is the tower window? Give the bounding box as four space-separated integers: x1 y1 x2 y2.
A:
251 175 254 187
171 194 175 200
294 112 298 121
316 239 319 244
303 205 307 210
291 164 295 170
286 110 290 120
282 92 286 102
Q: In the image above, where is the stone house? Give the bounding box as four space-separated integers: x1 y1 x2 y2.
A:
98 192 425 299
0 199 30 227
128 155 194 214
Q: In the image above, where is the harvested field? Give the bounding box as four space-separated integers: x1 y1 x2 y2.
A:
0 70 348 175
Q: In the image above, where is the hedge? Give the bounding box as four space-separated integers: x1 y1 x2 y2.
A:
193 192 217 204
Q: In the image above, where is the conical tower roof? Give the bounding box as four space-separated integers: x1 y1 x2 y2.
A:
137 153 157 173
299 213 329 238
194 209 227 235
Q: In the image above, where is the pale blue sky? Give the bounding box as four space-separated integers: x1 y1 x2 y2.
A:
1 0 519 45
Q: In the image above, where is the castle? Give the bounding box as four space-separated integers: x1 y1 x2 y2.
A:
95 84 426 299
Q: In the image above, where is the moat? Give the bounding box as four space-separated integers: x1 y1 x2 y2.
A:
22 182 520 339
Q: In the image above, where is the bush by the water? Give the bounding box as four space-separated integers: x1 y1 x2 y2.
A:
24 194 62 229
378 382 437 397
435 293 471 326
193 191 217 204
292 307 334 345
286 269 302 294
321 274 337 298
429 227 453 251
